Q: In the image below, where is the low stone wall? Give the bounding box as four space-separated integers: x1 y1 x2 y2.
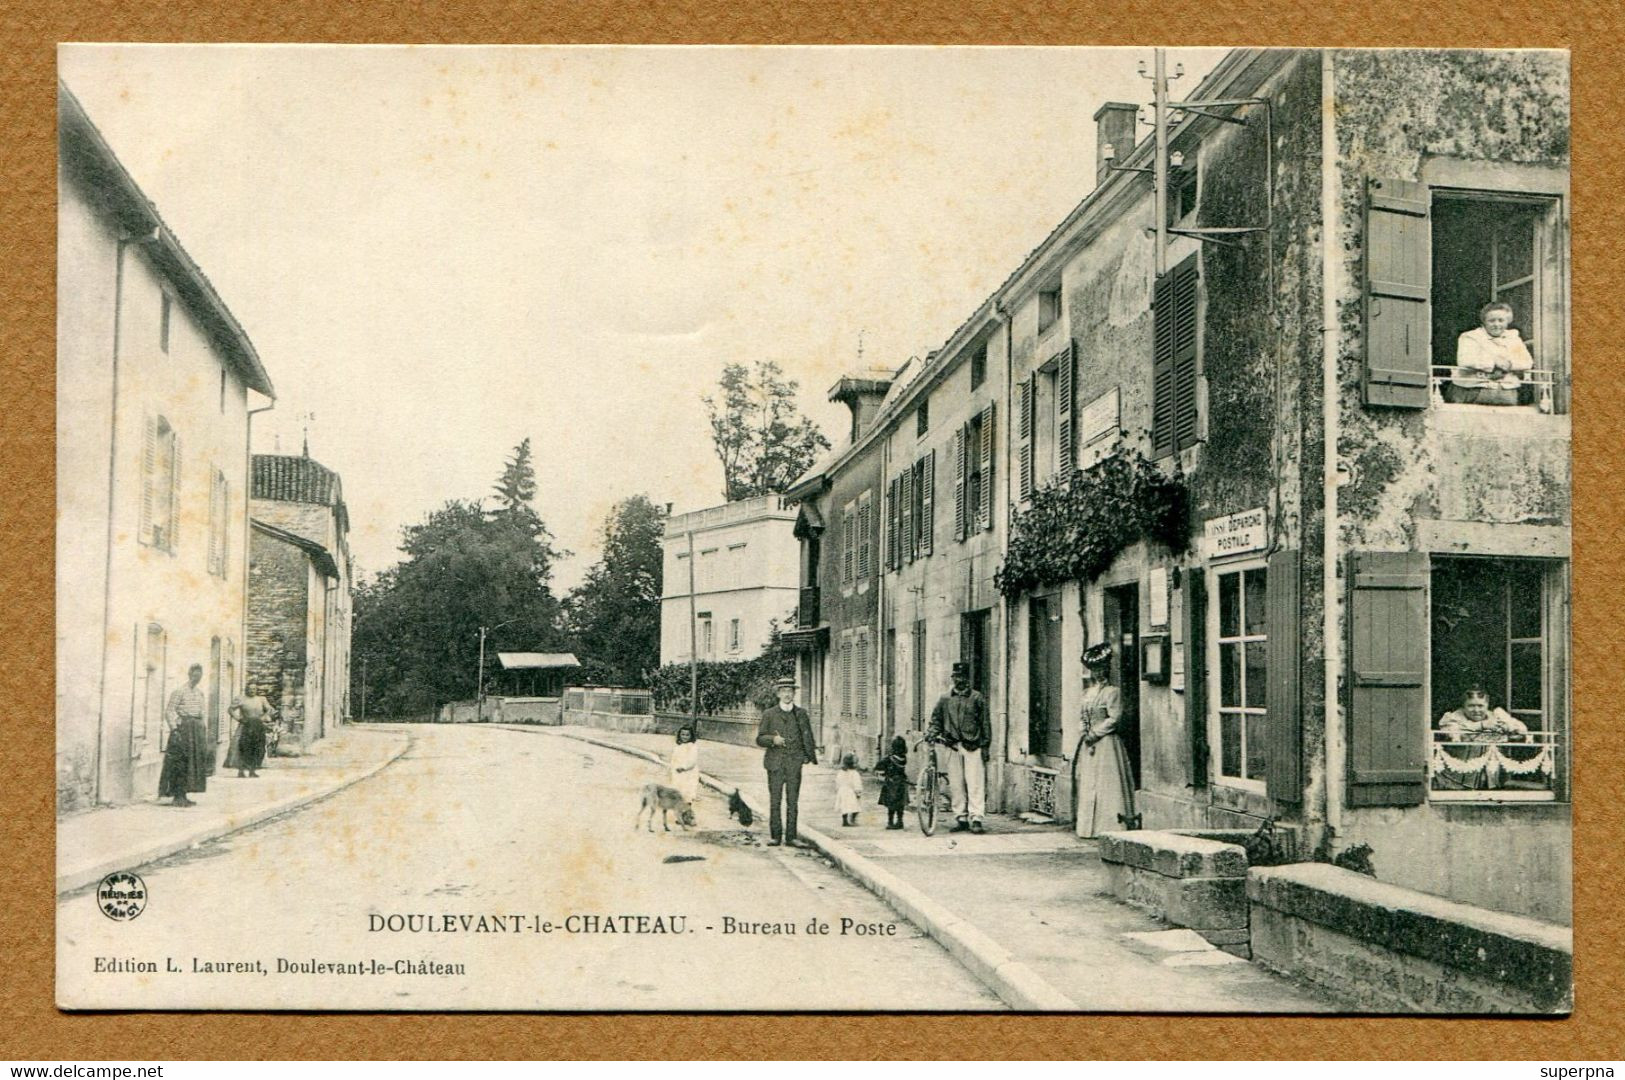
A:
1248 862 1572 1014
1098 831 1251 956
654 711 760 748
491 696 562 725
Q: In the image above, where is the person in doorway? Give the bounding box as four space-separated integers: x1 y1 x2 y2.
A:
668 724 701 804
158 663 210 807
1074 643 1137 838
877 735 909 830
755 676 819 847
1448 301 1535 405
926 661 989 834
835 752 863 826
227 683 277 778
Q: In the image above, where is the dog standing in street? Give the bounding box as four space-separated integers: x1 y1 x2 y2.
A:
636 783 697 832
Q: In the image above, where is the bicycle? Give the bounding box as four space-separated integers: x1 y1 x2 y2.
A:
913 736 953 836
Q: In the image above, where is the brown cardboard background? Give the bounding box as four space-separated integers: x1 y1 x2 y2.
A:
3 1 1621 1061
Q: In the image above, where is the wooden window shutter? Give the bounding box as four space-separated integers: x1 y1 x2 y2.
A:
1265 549 1303 803
1348 550 1429 806
1185 570 1209 787
1017 376 1033 501
207 468 222 576
842 506 854 584
842 639 853 717
1152 271 1177 457
1363 177 1432 408
1173 260 1201 449
167 430 181 552
979 402 995 530
220 477 229 572
1056 341 1076 479
900 468 914 564
953 426 967 542
141 415 158 544
857 633 869 719
887 477 901 571
920 451 935 555
857 496 871 578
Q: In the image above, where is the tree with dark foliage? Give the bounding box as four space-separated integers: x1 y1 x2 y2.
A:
703 360 830 501
565 495 666 687
351 442 568 717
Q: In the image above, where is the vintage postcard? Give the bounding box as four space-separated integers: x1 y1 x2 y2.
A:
55 44 1571 1013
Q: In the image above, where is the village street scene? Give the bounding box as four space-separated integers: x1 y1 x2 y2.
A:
56 46 1571 1014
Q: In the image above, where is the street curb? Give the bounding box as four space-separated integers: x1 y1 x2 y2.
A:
537 725 1079 1012
56 733 413 896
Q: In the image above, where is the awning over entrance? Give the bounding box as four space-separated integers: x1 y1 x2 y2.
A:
496 652 580 671
778 627 829 653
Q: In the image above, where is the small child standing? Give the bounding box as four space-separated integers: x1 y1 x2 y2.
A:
835 752 864 827
877 735 909 830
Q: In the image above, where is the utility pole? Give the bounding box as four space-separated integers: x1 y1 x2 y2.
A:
477 626 488 718
687 528 699 730
361 656 368 723
1153 47 1169 278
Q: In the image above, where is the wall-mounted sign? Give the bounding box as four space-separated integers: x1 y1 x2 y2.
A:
1148 567 1169 628
1077 387 1121 469
1204 507 1267 560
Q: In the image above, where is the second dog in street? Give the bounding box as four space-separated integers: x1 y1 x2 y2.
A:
636 783 697 832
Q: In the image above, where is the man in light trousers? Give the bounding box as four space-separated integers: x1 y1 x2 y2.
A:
926 661 990 833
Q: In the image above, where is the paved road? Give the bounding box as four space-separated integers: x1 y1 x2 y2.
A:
57 725 1002 1011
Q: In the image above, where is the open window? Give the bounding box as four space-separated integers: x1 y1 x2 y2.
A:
1364 176 1566 412
1429 557 1565 801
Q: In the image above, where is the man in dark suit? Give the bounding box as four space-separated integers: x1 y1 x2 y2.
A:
756 675 819 847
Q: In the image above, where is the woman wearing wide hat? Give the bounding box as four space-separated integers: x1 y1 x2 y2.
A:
1073 643 1137 837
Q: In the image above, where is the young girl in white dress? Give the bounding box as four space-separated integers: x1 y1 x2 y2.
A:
668 725 700 804
836 752 864 826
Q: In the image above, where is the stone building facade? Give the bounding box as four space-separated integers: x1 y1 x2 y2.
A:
56 83 275 810
784 48 1569 923
246 454 353 753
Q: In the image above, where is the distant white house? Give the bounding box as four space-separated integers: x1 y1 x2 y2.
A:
660 495 799 666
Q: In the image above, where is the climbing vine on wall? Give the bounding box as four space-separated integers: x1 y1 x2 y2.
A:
995 449 1191 598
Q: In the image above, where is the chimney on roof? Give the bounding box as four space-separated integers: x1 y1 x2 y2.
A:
1094 101 1139 186
828 370 895 444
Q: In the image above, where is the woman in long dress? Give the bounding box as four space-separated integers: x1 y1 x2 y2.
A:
668 725 700 804
1073 643 1137 838
228 689 276 777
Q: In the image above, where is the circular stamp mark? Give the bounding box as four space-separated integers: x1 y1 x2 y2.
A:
97 871 147 921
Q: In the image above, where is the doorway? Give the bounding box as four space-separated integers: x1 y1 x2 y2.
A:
1104 584 1142 788
1028 595 1064 759
961 609 991 700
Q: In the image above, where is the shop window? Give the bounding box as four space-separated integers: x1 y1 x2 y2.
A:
1429 557 1562 800
1211 564 1267 788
